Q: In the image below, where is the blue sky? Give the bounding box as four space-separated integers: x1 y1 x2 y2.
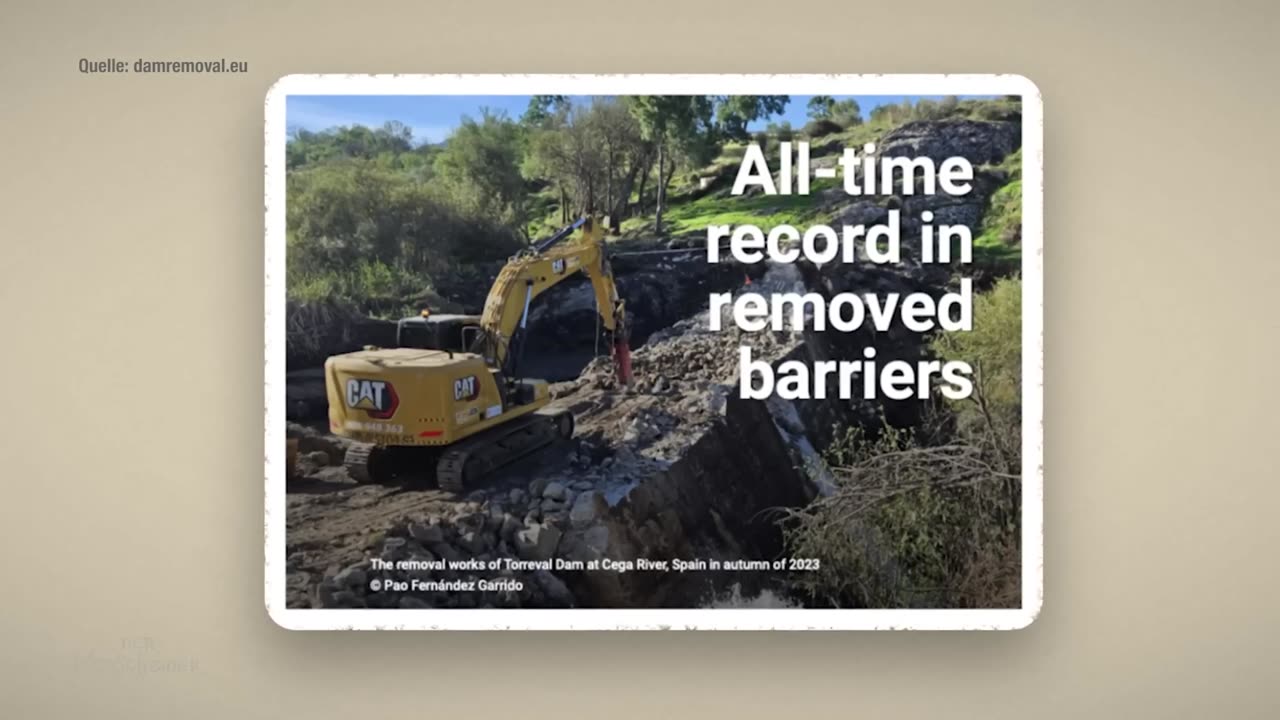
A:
286 95 988 145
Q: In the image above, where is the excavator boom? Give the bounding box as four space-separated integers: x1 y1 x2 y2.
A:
476 216 631 383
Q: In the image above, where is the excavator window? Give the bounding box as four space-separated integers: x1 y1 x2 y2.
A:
396 314 481 353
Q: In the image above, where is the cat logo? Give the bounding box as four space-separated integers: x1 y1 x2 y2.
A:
454 375 479 402
345 378 399 419
551 258 566 275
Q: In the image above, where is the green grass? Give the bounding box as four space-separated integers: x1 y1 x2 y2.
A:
971 148 1023 266
620 176 844 238
806 119 896 157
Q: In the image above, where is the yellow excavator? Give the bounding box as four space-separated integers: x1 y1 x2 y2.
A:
322 216 632 492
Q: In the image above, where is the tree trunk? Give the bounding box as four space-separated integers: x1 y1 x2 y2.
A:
635 159 650 217
605 149 615 226
654 142 666 235
609 160 642 234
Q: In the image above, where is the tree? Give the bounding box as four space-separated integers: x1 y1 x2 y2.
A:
807 95 836 119
829 98 862 127
433 109 529 229
626 95 780 234
285 122 415 169
586 98 648 232
521 95 570 127
804 96 862 127
522 102 612 225
715 95 789 140
914 98 941 120
870 99 913 125
625 96 714 234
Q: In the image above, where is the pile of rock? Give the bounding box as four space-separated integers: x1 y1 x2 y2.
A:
304 486 583 609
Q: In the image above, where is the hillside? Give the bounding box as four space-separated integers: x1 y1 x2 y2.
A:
285 96 1023 322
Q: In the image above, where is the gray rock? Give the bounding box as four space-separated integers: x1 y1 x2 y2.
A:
398 596 430 609
431 543 464 563
583 524 610 554
515 523 562 561
542 481 568 501
500 513 523 540
622 417 659 445
409 522 443 545
308 466 351 484
529 477 550 497
331 590 359 607
302 450 330 466
334 564 368 587
407 548 435 565
457 531 489 555
508 488 527 506
315 583 338 608
533 569 575 607
569 490 606 529
485 505 505 532
878 118 1019 167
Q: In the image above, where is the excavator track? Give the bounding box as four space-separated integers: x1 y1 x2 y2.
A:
437 407 575 494
342 443 382 484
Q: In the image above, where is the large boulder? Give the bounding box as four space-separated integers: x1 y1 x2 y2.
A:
878 118 1019 168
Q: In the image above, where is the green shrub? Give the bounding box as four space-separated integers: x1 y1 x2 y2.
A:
974 101 1020 122
803 118 843 138
933 277 1022 424
287 258 439 318
286 157 524 313
782 280 1024 609
973 149 1023 261
766 121 794 142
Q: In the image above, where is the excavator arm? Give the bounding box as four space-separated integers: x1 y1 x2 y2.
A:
474 216 632 384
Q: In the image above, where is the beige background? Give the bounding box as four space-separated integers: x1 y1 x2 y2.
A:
2 0 1277 716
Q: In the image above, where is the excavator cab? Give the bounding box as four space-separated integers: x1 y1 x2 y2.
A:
395 312 482 353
